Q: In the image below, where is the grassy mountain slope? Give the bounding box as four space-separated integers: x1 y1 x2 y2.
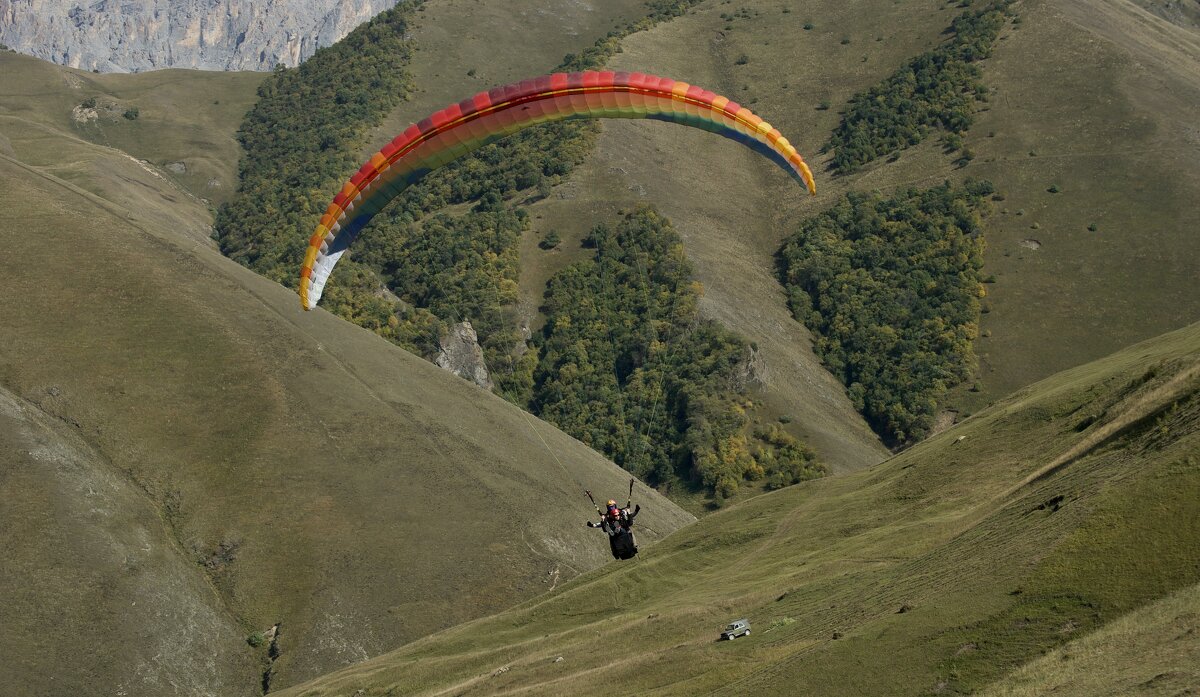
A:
515 0 1200 455
980 580 1200 696
279 320 1200 696
364 0 651 152
0 52 263 206
1128 0 1200 29
950 0 1200 412
0 52 694 693
519 0 964 473
0 383 262 696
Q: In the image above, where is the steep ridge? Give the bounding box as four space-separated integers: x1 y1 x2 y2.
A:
0 55 694 692
278 321 1200 695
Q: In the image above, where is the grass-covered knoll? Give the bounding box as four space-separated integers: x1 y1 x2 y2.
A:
979 581 1200 696
534 209 824 499
826 0 1016 174
278 321 1200 697
779 180 993 446
68 68 263 205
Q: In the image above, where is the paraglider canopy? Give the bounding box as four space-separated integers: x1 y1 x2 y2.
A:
298 70 816 310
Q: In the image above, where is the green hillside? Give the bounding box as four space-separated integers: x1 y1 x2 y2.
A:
0 51 695 694
980 581 1200 696
3 0 1198 692
527 0 1200 455
0 51 263 205
279 320 1200 696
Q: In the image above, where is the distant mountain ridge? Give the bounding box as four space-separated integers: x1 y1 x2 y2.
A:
0 0 400 72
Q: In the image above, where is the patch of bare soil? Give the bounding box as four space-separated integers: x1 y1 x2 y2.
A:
931 410 960 436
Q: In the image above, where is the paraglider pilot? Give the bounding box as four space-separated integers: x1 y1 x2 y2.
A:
586 481 640 560
587 499 640 535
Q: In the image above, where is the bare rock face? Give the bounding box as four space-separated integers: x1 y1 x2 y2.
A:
436 320 493 391
0 0 400 73
731 344 767 391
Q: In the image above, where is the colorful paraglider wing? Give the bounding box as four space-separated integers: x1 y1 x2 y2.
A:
299 70 816 310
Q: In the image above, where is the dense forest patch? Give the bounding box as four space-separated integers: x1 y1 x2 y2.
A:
779 180 995 446
826 0 1016 174
537 209 825 497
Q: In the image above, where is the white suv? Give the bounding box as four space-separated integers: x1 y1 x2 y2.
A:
721 619 751 640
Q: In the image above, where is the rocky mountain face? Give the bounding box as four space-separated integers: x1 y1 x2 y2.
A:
0 0 400 72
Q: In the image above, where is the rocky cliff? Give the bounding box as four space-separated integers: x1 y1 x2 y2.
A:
0 0 400 72
436 320 494 390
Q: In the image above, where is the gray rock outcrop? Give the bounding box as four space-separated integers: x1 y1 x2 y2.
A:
0 0 400 73
436 320 493 391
